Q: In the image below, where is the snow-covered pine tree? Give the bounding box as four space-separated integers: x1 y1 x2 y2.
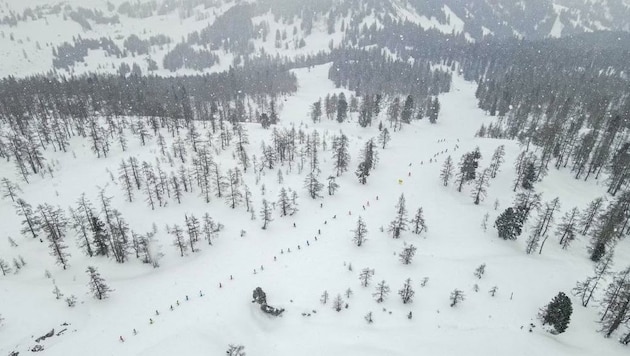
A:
226 168 243 209
556 207 579 249
579 197 604 235
68 207 93 257
359 268 374 287
352 216 368 246
373 280 390 303
539 292 572 334
572 250 614 307
488 145 505 178
15 198 40 239
304 171 323 199
525 197 560 255
38 204 70 270
440 156 454 186
378 128 391 149
332 133 350 177
0 258 11 276
599 267 630 337
494 207 523 240
327 175 339 195
332 294 344 312
450 289 465 307
185 214 200 253
260 199 273 230
118 159 134 202
86 266 113 300
471 168 491 205
0 177 21 202
169 224 187 257
399 278 415 304
226 344 246 356
90 215 110 257
474 263 486 279
399 245 417 265
410 208 427 234
388 194 409 239
277 187 293 217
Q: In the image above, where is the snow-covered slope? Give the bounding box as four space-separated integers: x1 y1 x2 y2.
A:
0 63 628 355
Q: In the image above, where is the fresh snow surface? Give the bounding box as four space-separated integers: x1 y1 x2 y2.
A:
0 64 628 356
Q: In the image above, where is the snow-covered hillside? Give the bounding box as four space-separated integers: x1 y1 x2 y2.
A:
0 63 628 355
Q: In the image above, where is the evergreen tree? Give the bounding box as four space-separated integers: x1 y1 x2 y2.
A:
556 207 579 249
15 198 40 239
169 224 187 257
304 172 324 199
573 250 614 307
471 168 491 205
260 199 273 230
337 93 348 123
399 244 417 265
440 156 454 186
580 197 604 235
373 280 390 303
456 148 481 192
399 278 415 304
185 214 200 253
277 187 293 217
388 194 409 238
86 266 113 300
311 99 322 123
428 97 440 124
68 207 93 257
450 289 465 307
0 177 21 202
474 263 486 279
91 216 110 257
495 207 523 240
352 216 368 247
38 204 70 269
539 292 572 334
488 145 506 178
521 161 537 190
378 128 391 149
0 258 12 276
332 133 350 176
599 267 630 337
359 268 374 287
226 345 246 356
332 294 344 312
327 175 339 196
400 95 414 124
411 207 427 234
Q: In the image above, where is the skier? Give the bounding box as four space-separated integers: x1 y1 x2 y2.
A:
230 275 233 280
155 310 159 316
333 215 336 219
293 222 296 228
376 195 379 200
274 256 277 261
185 295 189 301
306 241 310 246
362 205 365 210
314 236 318 241
149 318 154 324
120 336 125 342
297 245 301 250
318 229 321 234
199 290 204 297
320 203 323 208
176 300 180 306
170 305 174 311
133 329 137 335
367 201 370 207
408 172 411 177
408 311 413 319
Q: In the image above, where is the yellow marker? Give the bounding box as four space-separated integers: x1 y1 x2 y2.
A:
398 179 403 185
